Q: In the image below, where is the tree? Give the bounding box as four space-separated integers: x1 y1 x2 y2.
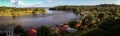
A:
82 29 109 36
13 25 24 34
68 21 77 28
38 26 51 36
98 19 120 36
97 13 105 20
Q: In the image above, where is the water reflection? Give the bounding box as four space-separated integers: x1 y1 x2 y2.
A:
0 8 77 27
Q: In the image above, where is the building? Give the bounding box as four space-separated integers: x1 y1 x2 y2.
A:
0 31 13 36
0 24 15 36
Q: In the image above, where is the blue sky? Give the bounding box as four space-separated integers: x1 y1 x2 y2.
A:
0 0 120 7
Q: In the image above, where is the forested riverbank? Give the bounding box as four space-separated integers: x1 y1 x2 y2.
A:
0 6 47 16
49 4 120 36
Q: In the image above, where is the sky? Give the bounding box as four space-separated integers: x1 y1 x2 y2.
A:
0 0 120 7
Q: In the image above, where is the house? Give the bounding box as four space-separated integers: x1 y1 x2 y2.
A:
0 24 15 36
0 31 13 36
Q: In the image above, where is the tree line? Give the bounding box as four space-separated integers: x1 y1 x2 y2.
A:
0 6 47 16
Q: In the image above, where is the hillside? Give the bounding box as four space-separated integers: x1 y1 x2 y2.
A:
49 4 120 36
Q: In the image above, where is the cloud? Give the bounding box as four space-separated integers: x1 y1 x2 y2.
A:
116 0 120 5
46 0 62 3
47 0 52 3
8 0 63 7
10 0 23 6
9 0 32 6
9 0 44 7
59 0 63 4
10 0 17 3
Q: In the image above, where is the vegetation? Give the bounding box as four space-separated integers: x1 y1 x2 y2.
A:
0 6 47 16
68 21 77 28
98 19 120 36
13 25 27 36
50 4 120 36
37 26 51 36
2 4 120 36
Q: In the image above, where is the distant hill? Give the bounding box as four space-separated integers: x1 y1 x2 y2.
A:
97 4 119 6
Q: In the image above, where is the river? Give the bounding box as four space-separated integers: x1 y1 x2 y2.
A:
0 8 78 28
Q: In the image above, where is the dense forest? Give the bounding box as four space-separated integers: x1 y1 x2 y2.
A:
49 4 120 36
0 6 47 16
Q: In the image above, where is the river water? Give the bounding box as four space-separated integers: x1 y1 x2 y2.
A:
0 8 77 28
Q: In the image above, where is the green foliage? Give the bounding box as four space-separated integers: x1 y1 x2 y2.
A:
82 16 93 24
82 29 109 36
37 25 51 36
68 21 77 28
98 19 120 36
13 25 24 34
50 4 120 36
97 13 105 19
0 7 47 16
50 4 120 24
49 4 120 16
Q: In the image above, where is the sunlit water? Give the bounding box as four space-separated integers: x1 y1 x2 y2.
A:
0 8 77 28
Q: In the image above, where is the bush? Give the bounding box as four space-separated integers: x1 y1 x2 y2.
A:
68 21 77 28
98 19 120 36
82 29 109 36
13 25 24 34
37 26 51 36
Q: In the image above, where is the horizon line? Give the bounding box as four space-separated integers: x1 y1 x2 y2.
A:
0 3 120 8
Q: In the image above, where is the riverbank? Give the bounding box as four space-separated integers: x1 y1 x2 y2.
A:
48 4 120 36
0 7 47 16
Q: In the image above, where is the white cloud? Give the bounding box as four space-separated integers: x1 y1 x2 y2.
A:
9 0 31 6
59 0 63 4
10 0 16 3
47 0 52 3
37 2 44 4
9 0 44 7
9 0 63 7
116 0 120 5
10 0 23 6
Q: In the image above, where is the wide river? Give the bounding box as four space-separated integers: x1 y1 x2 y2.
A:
0 8 78 28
